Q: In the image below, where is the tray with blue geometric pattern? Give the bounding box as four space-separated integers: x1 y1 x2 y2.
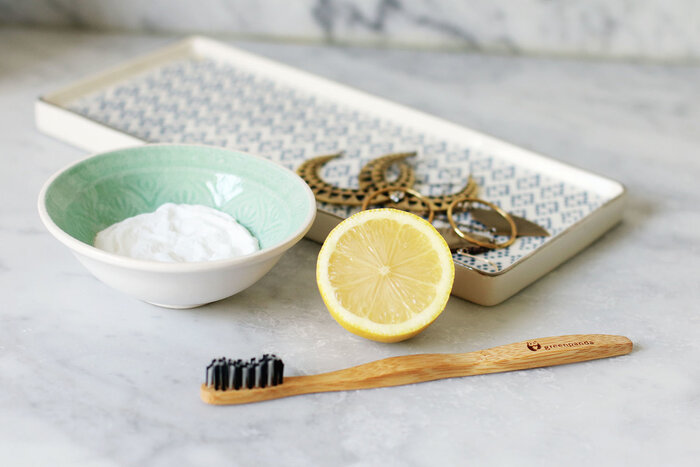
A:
36 36 626 305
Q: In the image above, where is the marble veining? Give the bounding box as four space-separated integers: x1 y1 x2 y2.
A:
1 0 699 61
1 28 699 465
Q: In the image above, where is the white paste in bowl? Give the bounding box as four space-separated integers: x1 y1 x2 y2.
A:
94 203 259 262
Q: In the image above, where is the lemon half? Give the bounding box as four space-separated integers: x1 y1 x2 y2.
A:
317 209 455 342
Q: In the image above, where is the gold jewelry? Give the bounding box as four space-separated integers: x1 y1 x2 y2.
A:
356 151 478 212
426 176 479 212
447 197 517 249
361 186 436 224
297 152 415 206
373 176 478 212
297 151 479 212
357 152 416 204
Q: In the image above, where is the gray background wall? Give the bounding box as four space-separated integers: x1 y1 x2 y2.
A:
1 0 699 63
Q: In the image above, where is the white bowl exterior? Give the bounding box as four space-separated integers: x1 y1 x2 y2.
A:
73 251 283 308
39 144 317 309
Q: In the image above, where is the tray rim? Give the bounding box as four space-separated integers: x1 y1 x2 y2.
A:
40 36 624 196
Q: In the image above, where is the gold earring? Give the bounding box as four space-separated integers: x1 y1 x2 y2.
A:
358 151 478 212
357 151 416 203
296 152 415 206
376 176 479 212
447 196 517 249
361 186 436 224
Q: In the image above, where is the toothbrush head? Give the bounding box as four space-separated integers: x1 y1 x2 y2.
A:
205 355 284 391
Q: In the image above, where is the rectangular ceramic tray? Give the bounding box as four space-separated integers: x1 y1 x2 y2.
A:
35 36 626 305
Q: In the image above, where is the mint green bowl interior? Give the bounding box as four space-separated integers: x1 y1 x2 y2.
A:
44 145 315 252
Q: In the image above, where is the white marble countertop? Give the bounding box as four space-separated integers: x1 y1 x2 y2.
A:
1 28 699 466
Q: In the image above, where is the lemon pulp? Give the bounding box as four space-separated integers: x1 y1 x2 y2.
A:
317 209 455 342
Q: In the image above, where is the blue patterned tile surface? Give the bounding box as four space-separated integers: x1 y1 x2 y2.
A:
68 58 605 273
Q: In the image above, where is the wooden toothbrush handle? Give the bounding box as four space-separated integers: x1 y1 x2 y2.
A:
451 333 633 375
201 334 632 405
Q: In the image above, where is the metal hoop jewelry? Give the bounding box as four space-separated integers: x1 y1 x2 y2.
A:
361 186 436 224
447 197 518 249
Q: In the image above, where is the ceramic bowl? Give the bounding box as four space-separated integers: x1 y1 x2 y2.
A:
38 144 317 308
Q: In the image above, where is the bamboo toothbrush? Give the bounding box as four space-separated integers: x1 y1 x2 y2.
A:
201 334 632 405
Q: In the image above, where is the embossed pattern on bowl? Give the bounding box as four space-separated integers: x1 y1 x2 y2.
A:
38 144 317 307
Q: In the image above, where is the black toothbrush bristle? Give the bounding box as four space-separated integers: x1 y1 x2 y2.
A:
233 360 243 390
246 362 255 389
274 358 284 386
221 359 230 391
216 357 226 390
259 356 269 388
204 355 285 391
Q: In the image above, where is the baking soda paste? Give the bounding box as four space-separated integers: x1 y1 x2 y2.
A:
94 203 259 262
